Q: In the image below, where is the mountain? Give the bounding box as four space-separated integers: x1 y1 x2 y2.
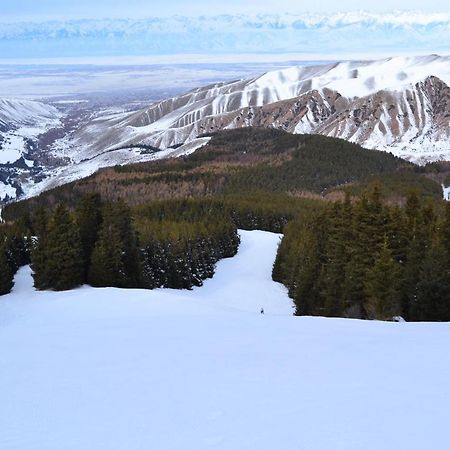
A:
2 55 450 203
67 55 450 164
5 128 445 223
0 99 61 201
1 12 450 59
0 98 60 131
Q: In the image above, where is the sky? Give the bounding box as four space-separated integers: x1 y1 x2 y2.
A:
1 0 449 21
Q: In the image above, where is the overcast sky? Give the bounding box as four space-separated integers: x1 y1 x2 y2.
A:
2 0 450 21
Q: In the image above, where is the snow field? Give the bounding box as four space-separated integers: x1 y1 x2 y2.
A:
0 230 449 450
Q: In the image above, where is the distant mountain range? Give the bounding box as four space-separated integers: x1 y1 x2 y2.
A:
1 12 450 59
1 54 450 202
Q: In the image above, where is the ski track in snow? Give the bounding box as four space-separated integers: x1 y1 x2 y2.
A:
1 230 450 450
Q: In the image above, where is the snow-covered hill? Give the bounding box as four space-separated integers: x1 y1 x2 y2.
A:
0 99 62 201
3 55 450 202
63 55 450 166
1 230 449 450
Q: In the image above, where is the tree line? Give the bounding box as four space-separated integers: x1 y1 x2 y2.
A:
0 221 30 295
0 194 240 294
273 187 450 321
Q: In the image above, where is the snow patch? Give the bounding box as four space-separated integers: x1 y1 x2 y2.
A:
443 185 450 201
0 182 16 201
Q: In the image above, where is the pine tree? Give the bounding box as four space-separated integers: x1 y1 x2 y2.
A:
88 201 141 288
0 240 14 295
31 206 49 237
31 203 84 291
88 224 124 287
321 199 353 316
412 243 450 321
76 193 103 281
364 242 401 320
293 219 325 315
440 202 450 265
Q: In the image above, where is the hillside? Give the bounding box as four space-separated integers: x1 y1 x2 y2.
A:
61 55 450 166
1 230 449 450
5 128 443 221
0 98 62 201
1 128 448 322
2 55 450 203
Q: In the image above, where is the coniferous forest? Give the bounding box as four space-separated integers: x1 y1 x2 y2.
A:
273 187 450 321
1 128 450 321
20 194 240 292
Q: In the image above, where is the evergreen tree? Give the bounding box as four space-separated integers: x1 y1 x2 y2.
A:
364 242 401 320
411 242 450 321
31 206 49 237
88 224 124 287
0 240 14 295
88 201 141 288
440 202 450 265
76 193 103 280
321 199 353 316
31 203 84 291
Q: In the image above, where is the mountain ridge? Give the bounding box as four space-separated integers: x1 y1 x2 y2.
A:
65 55 450 164
1 54 450 203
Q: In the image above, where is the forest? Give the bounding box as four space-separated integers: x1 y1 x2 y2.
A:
273 187 450 321
1 194 240 293
1 128 449 321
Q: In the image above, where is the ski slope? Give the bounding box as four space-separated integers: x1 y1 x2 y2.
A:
1 230 449 450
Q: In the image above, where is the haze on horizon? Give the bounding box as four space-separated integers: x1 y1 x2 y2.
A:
1 0 450 21
0 1 449 70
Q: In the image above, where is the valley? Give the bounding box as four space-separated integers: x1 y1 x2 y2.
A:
2 55 450 204
1 5 450 450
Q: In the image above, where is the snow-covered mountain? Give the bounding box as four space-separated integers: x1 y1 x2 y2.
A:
2 54 450 202
0 99 62 201
0 99 60 131
67 55 450 165
1 12 450 59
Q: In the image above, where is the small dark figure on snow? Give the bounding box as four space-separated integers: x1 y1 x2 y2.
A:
261 308 264 315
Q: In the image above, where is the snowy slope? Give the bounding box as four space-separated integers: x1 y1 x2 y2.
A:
0 99 62 160
64 55 450 166
3 55 450 201
1 230 450 450
0 98 60 129
0 98 62 200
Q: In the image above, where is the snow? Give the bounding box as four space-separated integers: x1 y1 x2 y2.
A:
1 230 450 450
49 54 450 172
1 12 450 60
0 133 24 164
4 55 450 200
0 98 63 165
253 55 450 100
443 185 450 201
0 98 60 126
0 181 16 201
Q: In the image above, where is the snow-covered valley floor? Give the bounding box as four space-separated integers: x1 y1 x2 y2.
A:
1 230 449 450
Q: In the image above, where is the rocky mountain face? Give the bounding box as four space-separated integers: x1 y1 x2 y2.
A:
1 55 450 203
68 55 450 165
